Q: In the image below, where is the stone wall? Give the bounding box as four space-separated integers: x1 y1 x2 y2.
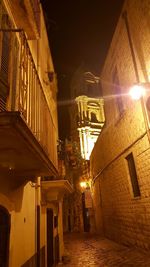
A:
91 0 150 249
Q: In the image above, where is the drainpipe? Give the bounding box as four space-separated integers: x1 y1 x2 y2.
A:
122 11 140 83
36 176 41 267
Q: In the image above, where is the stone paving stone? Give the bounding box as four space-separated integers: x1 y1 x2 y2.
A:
60 233 150 267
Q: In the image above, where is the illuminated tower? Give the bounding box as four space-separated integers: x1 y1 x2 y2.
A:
76 95 105 160
70 66 105 160
68 66 105 232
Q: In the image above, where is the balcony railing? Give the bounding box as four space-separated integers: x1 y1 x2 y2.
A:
0 29 57 170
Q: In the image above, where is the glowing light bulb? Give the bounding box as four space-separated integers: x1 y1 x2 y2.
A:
129 84 145 100
80 181 87 188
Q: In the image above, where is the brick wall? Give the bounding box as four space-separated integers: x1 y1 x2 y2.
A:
91 0 150 249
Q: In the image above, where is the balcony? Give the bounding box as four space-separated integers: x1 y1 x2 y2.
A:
0 30 58 183
8 0 40 39
41 180 74 204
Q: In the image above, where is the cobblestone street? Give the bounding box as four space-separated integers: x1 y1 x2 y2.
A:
60 233 150 267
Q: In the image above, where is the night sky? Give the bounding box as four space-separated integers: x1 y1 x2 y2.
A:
41 0 124 139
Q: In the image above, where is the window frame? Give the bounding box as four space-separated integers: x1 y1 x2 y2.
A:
125 152 141 198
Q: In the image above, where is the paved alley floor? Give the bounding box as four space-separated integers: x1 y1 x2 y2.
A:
60 233 150 267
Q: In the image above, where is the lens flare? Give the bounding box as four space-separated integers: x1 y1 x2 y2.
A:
129 84 145 100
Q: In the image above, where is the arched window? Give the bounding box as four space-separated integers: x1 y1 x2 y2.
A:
91 112 98 122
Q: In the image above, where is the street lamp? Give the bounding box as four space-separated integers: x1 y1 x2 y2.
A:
129 84 146 100
80 179 91 191
122 10 150 142
129 83 150 142
80 181 87 189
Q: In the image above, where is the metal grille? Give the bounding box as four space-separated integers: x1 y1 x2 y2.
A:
11 35 19 110
0 32 9 80
0 97 6 111
0 10 12 110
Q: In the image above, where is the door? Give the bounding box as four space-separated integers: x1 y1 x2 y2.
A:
0 206 10 267
47 209 54 267
82 193 90 232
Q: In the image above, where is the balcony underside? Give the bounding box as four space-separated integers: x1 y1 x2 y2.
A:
0 112 58 183
41 180 74 204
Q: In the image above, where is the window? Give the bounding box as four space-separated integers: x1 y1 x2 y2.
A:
54 216 58 228
113 68 124 115
126 153 140 197
91 112 98 122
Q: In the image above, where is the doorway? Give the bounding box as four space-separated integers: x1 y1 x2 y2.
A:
47 209 54 267
0 206 10 267
82 193 90 232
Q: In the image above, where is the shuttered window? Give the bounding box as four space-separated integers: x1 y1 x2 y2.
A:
126 153 140 197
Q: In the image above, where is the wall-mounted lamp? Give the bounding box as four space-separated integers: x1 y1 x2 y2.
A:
80 180 91 191
129 83 150 142
129 84 146 100
80 181 87 189
122 10 150 142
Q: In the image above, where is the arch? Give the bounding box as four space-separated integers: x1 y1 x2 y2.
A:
87 101 100 108
0 193 14 212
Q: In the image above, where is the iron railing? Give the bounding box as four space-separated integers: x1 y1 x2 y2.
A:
0 29 57 168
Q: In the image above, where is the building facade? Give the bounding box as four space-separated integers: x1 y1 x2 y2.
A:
65 65 105 232
91 0 150 249
0 1 73 266
76 95 104 160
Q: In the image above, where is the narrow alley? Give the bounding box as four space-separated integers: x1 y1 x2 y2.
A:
60 233 150 267
1 1 150 266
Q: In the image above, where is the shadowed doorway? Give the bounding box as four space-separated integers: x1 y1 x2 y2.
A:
0 206 10 267
47 208 54 267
